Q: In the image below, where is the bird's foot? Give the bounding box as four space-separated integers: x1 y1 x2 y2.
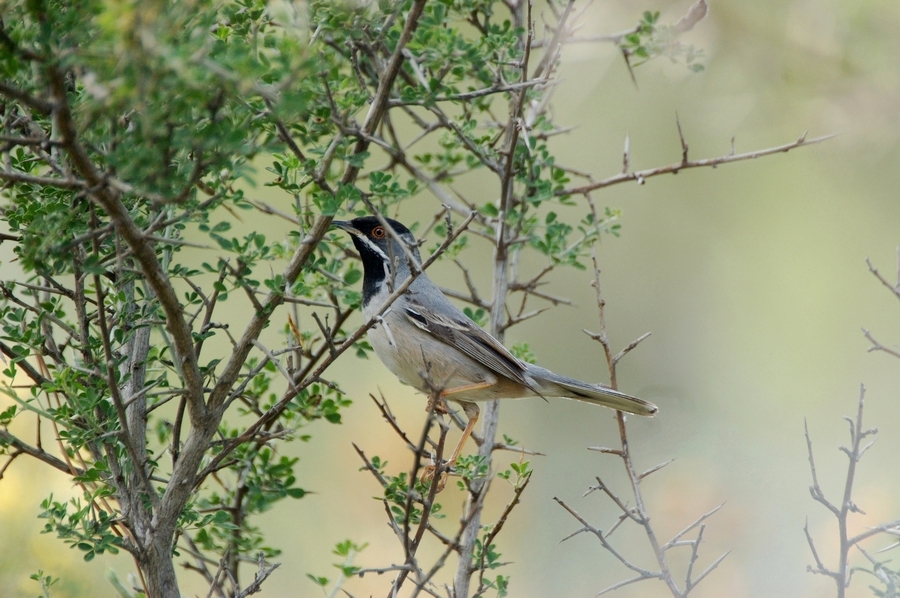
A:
425 395 450 415
420 460 452 492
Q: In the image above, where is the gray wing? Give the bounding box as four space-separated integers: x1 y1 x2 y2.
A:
401 303 541 393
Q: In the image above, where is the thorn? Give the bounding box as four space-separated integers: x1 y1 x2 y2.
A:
587 446 623 455
582 328 603 341
676 112 689 164
558 527 588 544
621 47 638 89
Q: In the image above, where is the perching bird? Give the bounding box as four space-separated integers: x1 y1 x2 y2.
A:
333 216 657 487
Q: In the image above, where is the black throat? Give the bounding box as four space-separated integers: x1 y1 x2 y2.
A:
350 236 389 308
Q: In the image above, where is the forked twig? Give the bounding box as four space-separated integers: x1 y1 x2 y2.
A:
555 201 727 596
803 385 900 597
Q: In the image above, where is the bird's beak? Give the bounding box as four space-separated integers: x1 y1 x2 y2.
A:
331 220 360 236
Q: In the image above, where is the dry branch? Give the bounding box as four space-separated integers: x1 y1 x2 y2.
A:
559 132 834 197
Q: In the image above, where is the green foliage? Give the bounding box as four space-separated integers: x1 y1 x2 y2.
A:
497 460 532 488
332 539 368 577
501 433 519 447
867 561 900 598
0 404 16 426
474 535 503 571
455 454 490 491
0 0 364 586
0 0 683 594
619 10 706 71
367 454 445 526
38 493 124 562
305 539 368 594
464 307 489 327
481 574 510 597
29 569 59 598
510 342 536 364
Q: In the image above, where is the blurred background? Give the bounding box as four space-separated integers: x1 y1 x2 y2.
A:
3 0 900 596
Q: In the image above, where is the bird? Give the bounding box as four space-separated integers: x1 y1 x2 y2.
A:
333 216 657 488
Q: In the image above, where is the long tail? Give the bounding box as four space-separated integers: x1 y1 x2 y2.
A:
527 365 658 416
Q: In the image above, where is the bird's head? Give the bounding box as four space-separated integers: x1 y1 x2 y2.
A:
332 216 421 283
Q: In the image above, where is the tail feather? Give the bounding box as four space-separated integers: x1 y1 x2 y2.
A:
527 366 657 416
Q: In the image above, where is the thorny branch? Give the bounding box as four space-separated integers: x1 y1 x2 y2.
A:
353 395 455 598
560 129 834 197
863 252 900 359
194 210 476 485
0 1 433 594
0 0 834 595
311 1 831 595
554 198 727 597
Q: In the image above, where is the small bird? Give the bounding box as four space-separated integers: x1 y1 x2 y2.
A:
334 216 657 487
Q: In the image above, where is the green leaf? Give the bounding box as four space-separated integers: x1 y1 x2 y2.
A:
0 404 16 425
314 191 340 216
347 150 370 168
343 268 362 285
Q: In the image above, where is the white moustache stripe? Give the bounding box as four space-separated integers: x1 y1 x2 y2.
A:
356 235 390 264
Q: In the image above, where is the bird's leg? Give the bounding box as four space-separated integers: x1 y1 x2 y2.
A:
444 400 479 468
422 402 480 491
422 383 490 491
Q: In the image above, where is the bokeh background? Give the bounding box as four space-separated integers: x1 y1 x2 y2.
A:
3 0 900 596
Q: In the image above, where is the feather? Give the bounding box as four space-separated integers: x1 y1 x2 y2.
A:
402 304 543 395
527 365 657 416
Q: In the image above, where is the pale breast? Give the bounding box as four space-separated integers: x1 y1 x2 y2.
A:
366 307 505 400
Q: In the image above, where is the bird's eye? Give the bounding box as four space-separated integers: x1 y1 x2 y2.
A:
371 226 386 239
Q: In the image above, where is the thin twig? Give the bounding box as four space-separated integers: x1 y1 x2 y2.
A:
559 133 835 196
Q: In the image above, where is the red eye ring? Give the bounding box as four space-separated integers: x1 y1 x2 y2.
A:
371 226 386 239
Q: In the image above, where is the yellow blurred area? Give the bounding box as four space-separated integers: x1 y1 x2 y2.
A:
4 0 900 596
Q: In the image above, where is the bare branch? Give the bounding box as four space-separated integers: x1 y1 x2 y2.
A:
866 256 900 303
639 458 674 480
0 429 83 477
805 418 839 516
559 133 835 196
862 327 900 360
596 573 653 596
554 497 659 578
613 332 652 366
687 548 731 591
804 519 836 579
663 503 724 550
0 168 85 189
389 79 552 107
849 520 900 547
0 81 53 114
802 385 900 597
234 554 280 598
